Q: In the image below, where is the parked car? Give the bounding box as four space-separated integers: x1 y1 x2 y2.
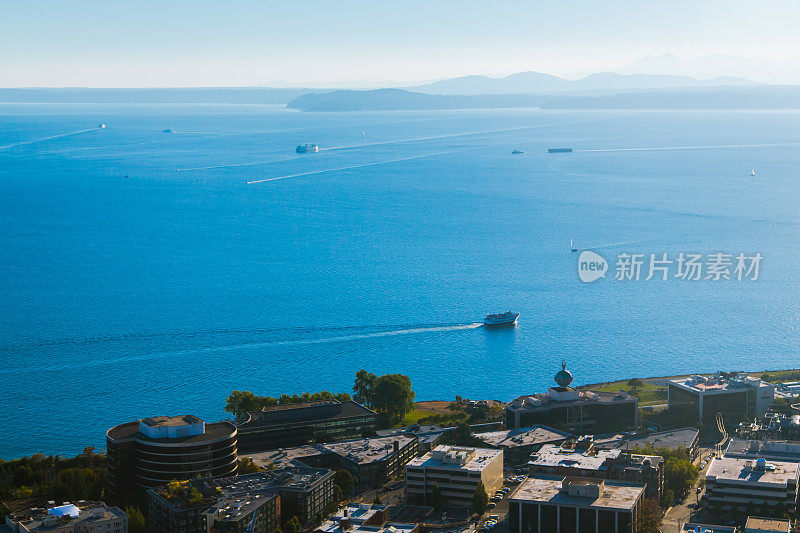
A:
486 502 496 510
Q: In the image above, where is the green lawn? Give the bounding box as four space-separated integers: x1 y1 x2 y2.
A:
399 407 439 426
592 381 667 405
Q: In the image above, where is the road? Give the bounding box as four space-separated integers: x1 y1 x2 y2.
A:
661 447 714 533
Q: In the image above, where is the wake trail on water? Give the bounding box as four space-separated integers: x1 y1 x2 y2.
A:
579 141 800 153
246 150 467 184
0 127 102 151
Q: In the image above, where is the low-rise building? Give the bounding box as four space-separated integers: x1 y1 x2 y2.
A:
405 446 504 508
745 517 791 532
146 465 334 533
2 499 127 533
594 428 700 458
237 401 377 452
508 475 645 533
724 439 800 462
528 439 664 500
315 503 392 532
667 372 774 425
681 524 736 533
473 425 572 466
318 436 418 491
377 425 449 454
505 364 638 434
737 414 800 441
704 455 799 516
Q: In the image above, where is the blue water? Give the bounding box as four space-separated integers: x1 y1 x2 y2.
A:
1 104 799 459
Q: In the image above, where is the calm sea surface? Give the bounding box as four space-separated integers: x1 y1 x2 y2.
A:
1 104 799 459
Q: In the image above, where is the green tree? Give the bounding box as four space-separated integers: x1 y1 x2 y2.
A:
334 469 356 496
637 498 663 533
237 457 262 474
627 378 645 390
472 482 489 515
353 369 377 408
660 489 675 507
371 374 415 427
124 506 146 533
430 482 443 512
285 516 302 533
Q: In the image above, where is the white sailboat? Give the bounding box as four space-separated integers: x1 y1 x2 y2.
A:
751 169 756 177
571 239 577 252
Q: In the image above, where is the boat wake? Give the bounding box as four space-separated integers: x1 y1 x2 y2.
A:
580 141 800 153
0 126 103 151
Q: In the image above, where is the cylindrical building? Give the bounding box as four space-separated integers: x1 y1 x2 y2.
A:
106 415 237 500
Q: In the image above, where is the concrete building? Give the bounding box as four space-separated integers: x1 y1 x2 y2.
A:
315 503 392 532
681 524 736 533
146 465 334 533
106 415 238 500
2 500 127 533
744 517 791 532
724 439 800 462
528 439 664 500
593 428 700 458
704 455 799 516
508 476 645 533
376 425 449 454
736 413 800 441
318 436 418 491
473 425 572 466
405 446 504 508
505 364 638 434
667 373 775 424
237 401 377 452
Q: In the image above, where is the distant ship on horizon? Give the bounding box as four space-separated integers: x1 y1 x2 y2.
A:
296 144 319 153
548 147 573 153
483 311 519 327
511 149 524 154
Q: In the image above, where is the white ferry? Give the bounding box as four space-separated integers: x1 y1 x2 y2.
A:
483 311 519 327
296 144 319 153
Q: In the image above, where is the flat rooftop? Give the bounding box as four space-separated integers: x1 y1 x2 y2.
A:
509 476 644 511
246 400 376 426
725 439 800 461
107 419 235 443
2 500 125 529
319 436 415 465
529 444 619 470
670 374 771 393
141 414 202 427
407 445 502 472
246 445 328 469
745 517 791 532
595 428 699 451
506 390 636 411
681 524 735 533
706 456 800 487
474 425 571 449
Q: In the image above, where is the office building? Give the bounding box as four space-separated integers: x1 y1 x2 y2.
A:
106 415 238 500
318 436 417 491
474 425 572 466
528 439 663 500
508 475 645 533
593 428 700 458
667 372 775 424
237 401 377 452
704 455 799 516
2 499 127 533
405 446 504 508
505 364 638 434
744 517 791 533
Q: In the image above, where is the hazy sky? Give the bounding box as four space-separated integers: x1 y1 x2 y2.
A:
2 0 800 87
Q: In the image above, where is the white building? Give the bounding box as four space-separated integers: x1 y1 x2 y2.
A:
405 445 504 508
705 456 799 515
668 372 774 424
3 501 127 533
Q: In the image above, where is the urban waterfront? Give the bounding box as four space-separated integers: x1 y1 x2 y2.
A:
2 105 800 458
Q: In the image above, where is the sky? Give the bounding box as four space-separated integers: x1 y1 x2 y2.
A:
2 0 800 87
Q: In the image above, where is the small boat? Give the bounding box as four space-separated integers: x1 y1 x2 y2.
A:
751 169 756 177
296 144 319 154
483 311 519 327
547 147 572 153
571 239 577 252
98 123 106 129
511 149 524 154
162 129 174 133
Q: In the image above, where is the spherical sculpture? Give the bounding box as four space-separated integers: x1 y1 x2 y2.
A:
554 361 573 388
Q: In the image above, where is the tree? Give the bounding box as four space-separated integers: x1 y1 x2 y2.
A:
334 469 356 496
237 457 262 474
660 489 675 507
225 390 352 417
371 374 415 427
285 516 302 533
430 482 443 512
637 498 663 533
472 482 489 515
124 506 146 533
627 378 645 390
353 369 377 408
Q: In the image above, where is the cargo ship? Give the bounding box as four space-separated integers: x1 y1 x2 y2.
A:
483 311 519 327
296 144 319 153
547 148 572 153
511 149 524 154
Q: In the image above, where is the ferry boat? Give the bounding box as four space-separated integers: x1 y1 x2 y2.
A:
296 144 319 154
547 147 572 153
162 129 174 133
483 311 519 327
511 149 524 154
98 123 106 129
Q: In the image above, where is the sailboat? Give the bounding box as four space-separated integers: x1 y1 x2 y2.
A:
361 130 366 141
571 239 577 252
751 169 756 177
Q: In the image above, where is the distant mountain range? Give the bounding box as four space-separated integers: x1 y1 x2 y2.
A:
407 71 758 95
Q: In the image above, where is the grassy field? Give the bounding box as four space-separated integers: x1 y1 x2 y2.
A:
590 380 668 405
400 401 455 426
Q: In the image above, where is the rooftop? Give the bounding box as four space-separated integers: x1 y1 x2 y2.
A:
407 445 503 472
529 443 619 471
706 456 800 487
245 400 376 426
725 439 800 461
2 500 126 531
319 436 416 465
142 414 202 427
506 389 636 412
670 372 773 393
594 428 700 452
509 475 644 511
681 523 736 533
474 425 571 449
745 516 791 532
107 418 235 444
246 445 328 469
